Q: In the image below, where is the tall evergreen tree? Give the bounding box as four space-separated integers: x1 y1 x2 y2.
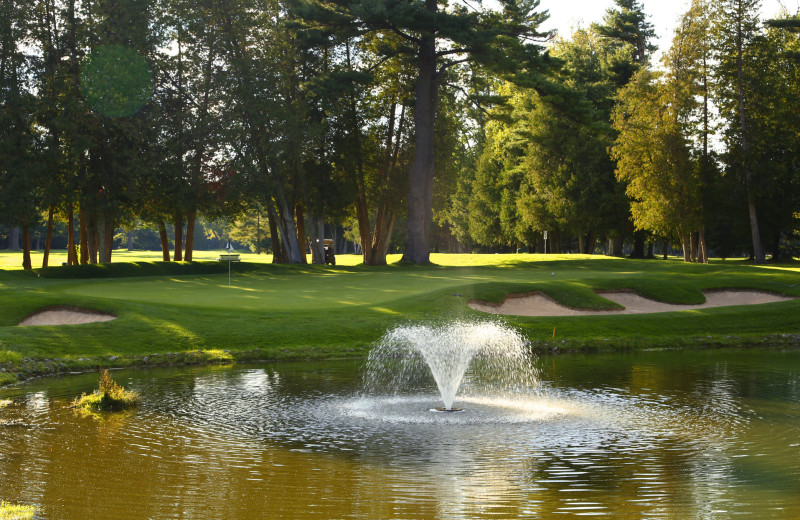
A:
713 0 766 262
292 0 565 264
0 0 38 268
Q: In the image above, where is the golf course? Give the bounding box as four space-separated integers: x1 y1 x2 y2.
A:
1 251 800 386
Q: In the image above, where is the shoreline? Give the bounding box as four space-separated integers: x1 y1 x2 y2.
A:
4 333 800 389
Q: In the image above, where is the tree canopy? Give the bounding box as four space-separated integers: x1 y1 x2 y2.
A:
1 0 799 266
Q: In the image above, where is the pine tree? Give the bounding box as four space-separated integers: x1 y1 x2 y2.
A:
713 0 766 263
292 0 565 264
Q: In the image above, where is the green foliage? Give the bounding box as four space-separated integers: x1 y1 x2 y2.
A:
72 370 141 411
81 45 153 118
611 68 700 239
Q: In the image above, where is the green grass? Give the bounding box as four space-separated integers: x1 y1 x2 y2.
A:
1 250 800 385
0 501 35 520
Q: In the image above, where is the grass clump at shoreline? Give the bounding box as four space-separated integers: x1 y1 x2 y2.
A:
0 501 35 520
71 370 140 411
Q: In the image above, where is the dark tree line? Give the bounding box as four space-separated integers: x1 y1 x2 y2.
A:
1 0 799 268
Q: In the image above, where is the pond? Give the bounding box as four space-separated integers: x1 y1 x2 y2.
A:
1 349 800 519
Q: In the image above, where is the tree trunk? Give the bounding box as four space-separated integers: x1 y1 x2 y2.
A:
376 210 397 262
630 231 647 259
88 213 98 264
184 212 196 261
735 13 765 263
355 194 374 265
698 224 708 263
97 214 114 263
159 220 171 261
402 15 438 265
79 209 89 264
273 186 304 263
42 206 54 268
127 231 134 251
174 214 183 262
66 204 78 265
7 227 20 251
21 226 32 270
306 214 323 265
679 232 691 262
267 205 285 263
614 236 623 257
295 203 308 263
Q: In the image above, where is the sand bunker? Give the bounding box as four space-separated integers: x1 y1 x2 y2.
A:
18 307 117 326
469 290 794 317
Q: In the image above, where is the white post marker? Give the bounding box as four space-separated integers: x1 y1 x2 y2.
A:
543 230 548 255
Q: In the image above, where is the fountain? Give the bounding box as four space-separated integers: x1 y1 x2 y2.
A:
363 320 538 412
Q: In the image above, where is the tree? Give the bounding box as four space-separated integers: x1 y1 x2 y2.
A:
0 0 39 269
593 0 656 80
670 0 716 262
712 0 766 262
464 30 629 255
611 69 703 261
151 0 227 262
593 0 657 258
293 0 563 264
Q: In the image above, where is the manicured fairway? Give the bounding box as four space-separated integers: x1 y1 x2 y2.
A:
1 252 800 385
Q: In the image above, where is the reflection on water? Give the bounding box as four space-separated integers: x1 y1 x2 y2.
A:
1 351 800 518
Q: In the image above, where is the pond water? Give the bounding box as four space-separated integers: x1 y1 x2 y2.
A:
2 349 800 519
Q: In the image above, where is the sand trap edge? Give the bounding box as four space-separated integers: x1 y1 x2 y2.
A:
468 289 794 317
18 306 118 326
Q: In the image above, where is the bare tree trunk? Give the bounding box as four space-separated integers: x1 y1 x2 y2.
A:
273 186 303 263
88 213 98 264
735 13 765 263
267 205 285 263
312 217 325 264
295 203 308 263
22 226 32 270
97 214 114 263
184 212 195 261
698 224 708 263
402 16 438 265
7 227 20 251
79 209 89 264
159 220 171 261
355 194 374 265
42 206 54 268
174 214 183 262
67 204 78 265
679 232 691 262
630 231 646 259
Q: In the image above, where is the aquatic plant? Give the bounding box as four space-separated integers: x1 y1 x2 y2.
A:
0 501 35 520
72 370 140 411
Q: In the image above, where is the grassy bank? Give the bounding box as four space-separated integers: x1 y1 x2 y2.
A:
1 252 800 385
